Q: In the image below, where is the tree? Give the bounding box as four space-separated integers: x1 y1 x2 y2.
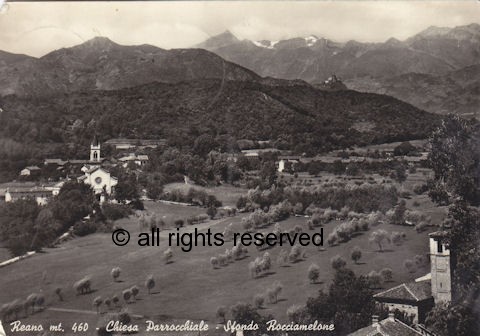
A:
93 296 103 313
426 302 477 336
351 246 362 264
111 267 121 282
55 287 63 302
122 290 131 304
308 264 320 283
369 229 391 251
163 248 173 264
145 275 155 294
331 255 346 270
428 115 480 205
130 286 139 300
390 200 406 225
210 257 219 269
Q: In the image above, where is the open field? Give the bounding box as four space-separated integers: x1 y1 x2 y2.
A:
0 193 444 335
163 183 248 207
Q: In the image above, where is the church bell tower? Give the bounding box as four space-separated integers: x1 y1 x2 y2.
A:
90 135 101 162
429 231 452 303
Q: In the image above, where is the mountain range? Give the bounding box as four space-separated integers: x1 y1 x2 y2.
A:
196 24 480 117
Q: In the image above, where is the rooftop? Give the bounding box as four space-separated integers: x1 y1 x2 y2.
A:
374 280 432 303
349 317 422 336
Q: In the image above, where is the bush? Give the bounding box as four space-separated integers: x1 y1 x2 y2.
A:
145 275 155 294
253 294 265 309
216 306 227 323
130 285 139 300
93 296 103 313
111 267 121 282
367 271 382 289
380 268 393 282
72 220 97 237
102 204 132 221
351 246 362 264
163 248 173 264
404 259 416 273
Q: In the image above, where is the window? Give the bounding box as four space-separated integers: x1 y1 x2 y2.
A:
95 177 102 185
437 242 443 253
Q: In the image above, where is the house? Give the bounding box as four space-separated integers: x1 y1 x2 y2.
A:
4 181 63 206
20 166 41 176
348 313 422 336
105 138 166 150
118 153 149 167
78 166 118 195
277 156 301 172
44 159 67 166
373 280 434 324
373 231 451 324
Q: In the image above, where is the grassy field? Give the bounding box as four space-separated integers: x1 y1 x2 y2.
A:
163 183 247 207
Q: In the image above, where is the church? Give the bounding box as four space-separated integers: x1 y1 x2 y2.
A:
78 138 118 200
350 231 451 335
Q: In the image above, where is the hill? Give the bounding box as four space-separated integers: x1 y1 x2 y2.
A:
0 37 259 97
0 79 439 155
196 24 480 115
345 64 480 118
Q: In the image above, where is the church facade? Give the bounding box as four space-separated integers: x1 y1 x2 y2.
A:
78 139 118 198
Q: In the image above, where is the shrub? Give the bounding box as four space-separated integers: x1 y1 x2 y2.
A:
331 255 347 270
72 220 97 237
122 290 131 304
104 298 111 310
163 248 173 264
380 268 393 282
289 246 302 263
102 203 131 221
112 295 120 307
253 294 265 309
391 232 403 246
367 271 382 289
54 287 63 302
404 259 416 273
210 257 219 269
93 296 103 313
216 306 227 323
130 285 139 300
307 264 320 283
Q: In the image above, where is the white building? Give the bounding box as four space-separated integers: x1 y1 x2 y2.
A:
20 166 41 176
78 167 118 195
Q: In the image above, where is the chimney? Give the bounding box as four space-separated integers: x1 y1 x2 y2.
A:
372 315 379 327
388 312 395 321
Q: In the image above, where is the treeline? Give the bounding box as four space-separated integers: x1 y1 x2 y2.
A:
0 181 133 257
237 183 398 214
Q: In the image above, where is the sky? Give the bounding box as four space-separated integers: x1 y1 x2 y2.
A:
0 1 479 57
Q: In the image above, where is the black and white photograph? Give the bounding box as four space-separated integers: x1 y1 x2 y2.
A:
0 1 479 335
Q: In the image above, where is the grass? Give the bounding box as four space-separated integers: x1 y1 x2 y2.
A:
163 183 247 207
0 197 441 335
